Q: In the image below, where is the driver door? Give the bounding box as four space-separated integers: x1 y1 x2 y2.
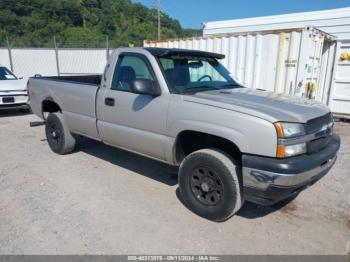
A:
99 53 169 160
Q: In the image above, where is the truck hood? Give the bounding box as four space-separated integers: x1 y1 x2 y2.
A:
184 88 330 123
0 79 26 92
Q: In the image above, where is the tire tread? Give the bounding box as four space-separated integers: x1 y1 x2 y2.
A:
45 112 75 155
178 148 243 222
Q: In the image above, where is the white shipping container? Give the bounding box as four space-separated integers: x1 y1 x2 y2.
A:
202 7 350 117
144 27 336 103
203 7 350 40
328 40 350 117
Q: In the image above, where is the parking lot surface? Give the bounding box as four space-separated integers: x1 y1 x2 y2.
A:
0 111 349 254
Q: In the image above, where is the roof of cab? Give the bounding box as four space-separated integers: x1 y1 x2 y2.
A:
144 47 225 59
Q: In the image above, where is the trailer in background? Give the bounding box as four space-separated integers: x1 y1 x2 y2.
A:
145 27 336 107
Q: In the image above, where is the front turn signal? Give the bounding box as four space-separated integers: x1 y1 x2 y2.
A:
274 122 284 138
276 144 285 158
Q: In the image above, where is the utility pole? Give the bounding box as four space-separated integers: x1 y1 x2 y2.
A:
53 36 60 76
6 36 14 72
106 35 109 60
157 0 161 40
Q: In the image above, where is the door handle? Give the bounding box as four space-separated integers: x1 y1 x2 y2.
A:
105 97 115 106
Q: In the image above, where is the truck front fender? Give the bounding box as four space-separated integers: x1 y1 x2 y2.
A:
169 120 248 153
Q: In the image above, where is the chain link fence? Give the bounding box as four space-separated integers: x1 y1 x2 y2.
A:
0 36 117 78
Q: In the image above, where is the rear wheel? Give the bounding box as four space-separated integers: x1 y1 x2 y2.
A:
45 112 75 154
178 149 243 222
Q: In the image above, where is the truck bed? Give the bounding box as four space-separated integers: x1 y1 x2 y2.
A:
36 75 102 86
29 74 102 139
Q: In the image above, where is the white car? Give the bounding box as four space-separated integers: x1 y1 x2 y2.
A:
0 66 29 110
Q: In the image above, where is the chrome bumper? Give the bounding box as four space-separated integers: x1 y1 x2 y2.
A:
242 134 340 205
243 155 337 190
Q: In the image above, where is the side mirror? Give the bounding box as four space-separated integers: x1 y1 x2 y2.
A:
131 79 161 96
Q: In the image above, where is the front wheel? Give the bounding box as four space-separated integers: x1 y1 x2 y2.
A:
178 149 243 222
45 112 76 155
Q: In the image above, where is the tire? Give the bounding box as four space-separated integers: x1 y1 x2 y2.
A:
45 112 76 155
178 148 243 222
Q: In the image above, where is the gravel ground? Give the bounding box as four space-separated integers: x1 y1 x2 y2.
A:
0 111 349 255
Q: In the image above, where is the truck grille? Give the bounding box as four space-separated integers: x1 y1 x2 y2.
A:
306 113 333 134
307 136 332 154
306 113 333 154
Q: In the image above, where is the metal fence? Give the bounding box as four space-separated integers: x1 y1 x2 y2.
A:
0 38 112 78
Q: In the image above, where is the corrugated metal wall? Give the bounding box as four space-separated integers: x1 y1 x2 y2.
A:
329 41 350 115
203 7 350 40
202 7 350 116
0 48 108 78
145 27 335 103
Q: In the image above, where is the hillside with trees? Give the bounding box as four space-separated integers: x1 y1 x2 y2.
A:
0 0 201 47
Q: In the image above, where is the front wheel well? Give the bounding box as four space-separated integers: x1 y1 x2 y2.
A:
174 131 242 166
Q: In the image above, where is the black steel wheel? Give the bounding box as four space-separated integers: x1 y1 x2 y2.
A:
45 112 76 155
178 148 243 222
47 121 62 147
190 166 224 206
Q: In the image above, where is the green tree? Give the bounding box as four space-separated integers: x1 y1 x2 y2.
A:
0 0 201 48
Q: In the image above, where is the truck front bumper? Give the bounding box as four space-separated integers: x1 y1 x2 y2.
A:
242 134 341 205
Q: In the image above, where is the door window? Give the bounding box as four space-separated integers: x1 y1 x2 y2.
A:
112 55 155 91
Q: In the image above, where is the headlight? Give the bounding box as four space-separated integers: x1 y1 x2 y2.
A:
274 122 305 138
276 143 307 158
284 143 307 157
274 122 307 158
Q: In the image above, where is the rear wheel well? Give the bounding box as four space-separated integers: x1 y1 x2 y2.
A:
174 131 242 166
42 99 61 115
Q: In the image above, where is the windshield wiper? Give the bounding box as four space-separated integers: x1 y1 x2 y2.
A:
181 86 221 94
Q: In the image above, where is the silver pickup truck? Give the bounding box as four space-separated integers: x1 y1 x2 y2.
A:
29 47 340 221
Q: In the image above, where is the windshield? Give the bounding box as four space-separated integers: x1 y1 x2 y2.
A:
158 56 240 93
0 67 17 80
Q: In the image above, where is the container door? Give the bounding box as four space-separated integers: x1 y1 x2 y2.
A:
329 40 350 116
316 40 337 104
294 29 324 99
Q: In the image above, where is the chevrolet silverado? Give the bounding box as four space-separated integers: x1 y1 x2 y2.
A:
28 47 340 221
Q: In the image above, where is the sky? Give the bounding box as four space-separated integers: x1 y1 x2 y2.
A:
132 0 350 28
